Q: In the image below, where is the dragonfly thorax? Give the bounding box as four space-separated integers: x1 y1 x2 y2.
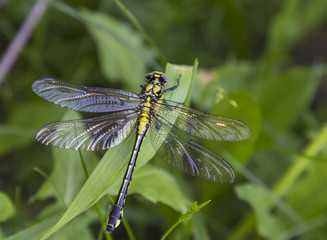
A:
141 83 164 99
138 83 164 120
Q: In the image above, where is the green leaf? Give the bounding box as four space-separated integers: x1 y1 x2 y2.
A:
7 209 96 240
81 9 155 90
129 165 191 213
0 191 15 222
7 214 61 240
255 66 321 132
0 102 64 156
49 213 96 240
39 62 197 239
235 184 285 239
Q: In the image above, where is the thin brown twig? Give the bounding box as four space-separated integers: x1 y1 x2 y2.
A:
0 1 48 85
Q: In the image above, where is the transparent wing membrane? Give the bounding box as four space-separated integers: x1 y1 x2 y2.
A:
32 79 141 112
159 100 252 141
35 110 138 151
150 114 235 183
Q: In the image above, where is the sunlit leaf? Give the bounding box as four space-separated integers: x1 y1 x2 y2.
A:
0 191 15 222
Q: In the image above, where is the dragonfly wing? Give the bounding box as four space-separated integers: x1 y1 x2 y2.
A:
32 79 141 112
150 114 235 183
157 100 252 141
35 110 138 151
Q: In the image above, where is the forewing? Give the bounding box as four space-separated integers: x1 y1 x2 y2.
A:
150 115 235 183
32 79 141 112
158 100 252 142
35 110 138 151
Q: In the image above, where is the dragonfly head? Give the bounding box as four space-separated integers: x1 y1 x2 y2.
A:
145 71 168 87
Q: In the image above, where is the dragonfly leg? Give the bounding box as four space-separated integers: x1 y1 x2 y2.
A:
164 74 181 93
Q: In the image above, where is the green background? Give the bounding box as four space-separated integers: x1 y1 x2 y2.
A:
1 0 327 239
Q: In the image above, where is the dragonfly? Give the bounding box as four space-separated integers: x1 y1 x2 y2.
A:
32 71 251 233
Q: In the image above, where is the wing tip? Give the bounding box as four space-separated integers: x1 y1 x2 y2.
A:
242 125 252 140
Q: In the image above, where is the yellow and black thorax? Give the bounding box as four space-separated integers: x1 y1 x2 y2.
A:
136 71 168 135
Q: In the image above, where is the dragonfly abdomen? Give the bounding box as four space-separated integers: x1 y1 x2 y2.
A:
106 127 149 233
106 92 158 233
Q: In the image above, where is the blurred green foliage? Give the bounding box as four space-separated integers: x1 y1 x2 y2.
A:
1 0 327 239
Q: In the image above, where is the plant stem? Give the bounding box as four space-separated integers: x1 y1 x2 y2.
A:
0 1 47 85
114 0 167 66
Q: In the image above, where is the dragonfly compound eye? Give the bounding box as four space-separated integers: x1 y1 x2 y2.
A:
159 75 168 86
145 73 152 82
